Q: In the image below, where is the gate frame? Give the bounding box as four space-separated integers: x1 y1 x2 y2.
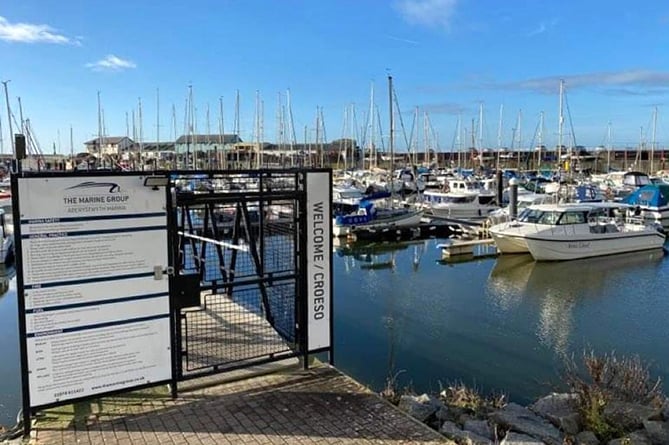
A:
166 168 334 391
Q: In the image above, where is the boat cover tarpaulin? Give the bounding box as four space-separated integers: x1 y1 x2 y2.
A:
622 184 669 209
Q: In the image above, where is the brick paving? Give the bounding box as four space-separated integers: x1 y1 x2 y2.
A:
32 363 450 444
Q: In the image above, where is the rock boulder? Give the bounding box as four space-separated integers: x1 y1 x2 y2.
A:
500 431 545 444
603 401 662 431
490 402 563 445
397 393 441 422
440 420 493 445
529 392 580 435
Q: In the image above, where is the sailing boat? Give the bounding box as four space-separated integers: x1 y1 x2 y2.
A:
333 75 423 237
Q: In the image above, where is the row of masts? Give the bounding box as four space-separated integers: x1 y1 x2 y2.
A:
1 78 666 174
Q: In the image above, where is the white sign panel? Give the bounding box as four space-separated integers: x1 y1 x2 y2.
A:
306 172 331 351
17 175 172 407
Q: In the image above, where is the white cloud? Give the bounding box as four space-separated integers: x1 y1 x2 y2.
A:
86 55 137 72
528 18 558 37
528 23 547 37
395 0 458 31
0 15 80 45
482 70 669 96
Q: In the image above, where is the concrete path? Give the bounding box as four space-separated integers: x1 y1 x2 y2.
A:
32 363 450 444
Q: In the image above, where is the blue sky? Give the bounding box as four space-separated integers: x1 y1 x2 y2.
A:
2 0 669 155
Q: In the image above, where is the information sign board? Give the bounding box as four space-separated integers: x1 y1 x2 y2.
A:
15 175 171 408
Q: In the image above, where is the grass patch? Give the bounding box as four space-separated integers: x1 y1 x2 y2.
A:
439 381 507 417
379 370 408 405
563 350 666 441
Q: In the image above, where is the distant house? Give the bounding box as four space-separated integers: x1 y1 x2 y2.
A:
175 134 242 155
84 137 134 156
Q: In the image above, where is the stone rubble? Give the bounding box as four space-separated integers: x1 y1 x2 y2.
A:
392 391 669 445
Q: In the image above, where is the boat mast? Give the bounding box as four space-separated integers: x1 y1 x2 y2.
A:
368 82 375 170
558 79 564 174
234 89 240 168
319 107 327 167
314 107 320 167
455 114 462 170
1 80 14 159
97 91 102 161
138 97 144 170
171 104 178 169
255 90 261 169
517 109 522 171
537 111 544 170
606 121 612 173
0 105 4 155
478 102 484 168
496 103 503 172
651 106 658 174
409 107 418 165
423 110 429 166
69 124 74 167
206 103 211 170
156 88 160 167
287 89 296 168
218 96 225 170
388 74 395 202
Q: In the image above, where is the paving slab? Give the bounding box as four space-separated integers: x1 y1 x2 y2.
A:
32 362 450 444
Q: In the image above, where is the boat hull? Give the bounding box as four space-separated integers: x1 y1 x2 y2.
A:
489 231 530 253
333 211 423 237
525 231 666 261
428 205 497 220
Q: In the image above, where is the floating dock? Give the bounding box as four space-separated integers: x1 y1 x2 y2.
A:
437 238 498 261
349 220 462 242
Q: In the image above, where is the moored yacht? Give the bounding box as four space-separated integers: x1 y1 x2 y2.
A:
489 202 664 257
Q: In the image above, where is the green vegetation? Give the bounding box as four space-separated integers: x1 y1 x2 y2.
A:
563 350 666 441
439 381 507 417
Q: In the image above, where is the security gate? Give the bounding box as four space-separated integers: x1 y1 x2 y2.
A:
13 168 332 436
168 169 332 381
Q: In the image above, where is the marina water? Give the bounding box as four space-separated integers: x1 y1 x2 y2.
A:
1 240 668 426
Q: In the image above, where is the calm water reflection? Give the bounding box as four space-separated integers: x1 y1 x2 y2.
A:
0 267 20 428
0 241 666 426
334 239 669 404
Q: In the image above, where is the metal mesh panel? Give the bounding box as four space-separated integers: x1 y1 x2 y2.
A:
182 282 295 373
172 171 303 375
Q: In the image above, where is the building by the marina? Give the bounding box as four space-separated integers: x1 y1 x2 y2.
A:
83 136 134 156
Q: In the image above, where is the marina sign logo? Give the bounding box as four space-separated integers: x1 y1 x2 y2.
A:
62 181 130 213
66 181 121 193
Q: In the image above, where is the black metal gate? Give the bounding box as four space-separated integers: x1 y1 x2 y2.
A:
168 169 309 380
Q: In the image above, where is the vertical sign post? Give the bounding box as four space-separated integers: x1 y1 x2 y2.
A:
305 171 333 357
13 173 172 434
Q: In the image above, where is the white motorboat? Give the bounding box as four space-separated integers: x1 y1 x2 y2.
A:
510 204 666 261
489 202 665 256
422 179 498 220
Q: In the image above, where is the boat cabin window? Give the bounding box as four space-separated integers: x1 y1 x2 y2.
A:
557 211 587 225
444 195 476 204
517 208 544 223
535 211 561 225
